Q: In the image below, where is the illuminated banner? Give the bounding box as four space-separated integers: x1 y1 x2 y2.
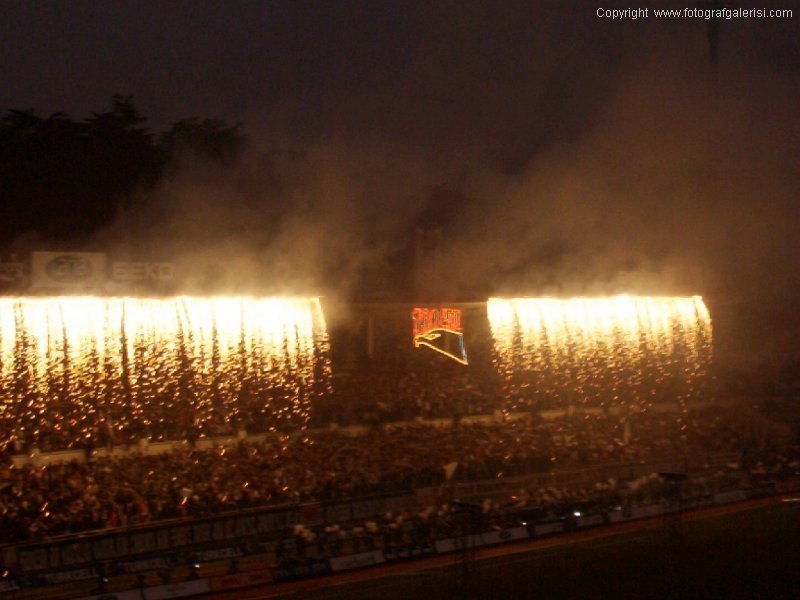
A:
411 307 468 365
31 251 106 290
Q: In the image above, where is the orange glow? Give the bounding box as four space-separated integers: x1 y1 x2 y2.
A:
487 296 712 412
412 307 462 339
0 297 331 440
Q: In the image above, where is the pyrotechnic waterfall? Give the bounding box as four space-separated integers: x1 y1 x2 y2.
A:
0 297 330 448
487 296 712 413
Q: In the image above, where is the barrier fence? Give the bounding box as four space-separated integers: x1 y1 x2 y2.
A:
0 453 747 589
448 455 735 502
2 492 418 579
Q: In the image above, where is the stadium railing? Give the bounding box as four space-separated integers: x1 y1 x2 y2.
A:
0 452 740 580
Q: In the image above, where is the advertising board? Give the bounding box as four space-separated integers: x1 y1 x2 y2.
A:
31 252 106 290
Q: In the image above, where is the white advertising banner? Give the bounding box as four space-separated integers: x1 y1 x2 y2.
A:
111 261 174 282
478 526 529 546
630 503 665 519
534 522 565 536
76 590 144 600
329 550 385 572
31 251 106 290
713 490 746 505
434 527 529 553
575 514 605 528
142 579 211 600
607 508 633 523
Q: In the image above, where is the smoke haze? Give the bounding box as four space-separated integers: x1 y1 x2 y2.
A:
3 1 798 366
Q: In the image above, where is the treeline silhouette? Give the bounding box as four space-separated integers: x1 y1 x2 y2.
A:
0 94 244 244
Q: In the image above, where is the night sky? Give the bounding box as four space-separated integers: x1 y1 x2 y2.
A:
2 1 800 365
3 1 795 149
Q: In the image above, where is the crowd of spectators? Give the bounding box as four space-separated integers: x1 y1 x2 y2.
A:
1 405 789 543
1 320 799 547
277 466 767 564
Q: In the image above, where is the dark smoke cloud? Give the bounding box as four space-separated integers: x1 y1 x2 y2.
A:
429 54 799 301
97 135 449 299
79 3 798 366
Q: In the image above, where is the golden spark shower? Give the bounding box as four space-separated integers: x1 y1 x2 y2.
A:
487 296 712 413
0 297 330 449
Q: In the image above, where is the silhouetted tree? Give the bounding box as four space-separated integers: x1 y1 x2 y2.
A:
0 95 245 246
160 117 245 164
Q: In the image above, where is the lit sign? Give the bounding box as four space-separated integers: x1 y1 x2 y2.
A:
31 251 107 290
411 307 468 365
111 261 174 282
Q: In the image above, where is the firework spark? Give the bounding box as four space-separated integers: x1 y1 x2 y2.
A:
0 297 330 447
487 296 712 413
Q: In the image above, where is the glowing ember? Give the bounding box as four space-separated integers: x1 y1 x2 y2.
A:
487 296 712 413
0 297 330 446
